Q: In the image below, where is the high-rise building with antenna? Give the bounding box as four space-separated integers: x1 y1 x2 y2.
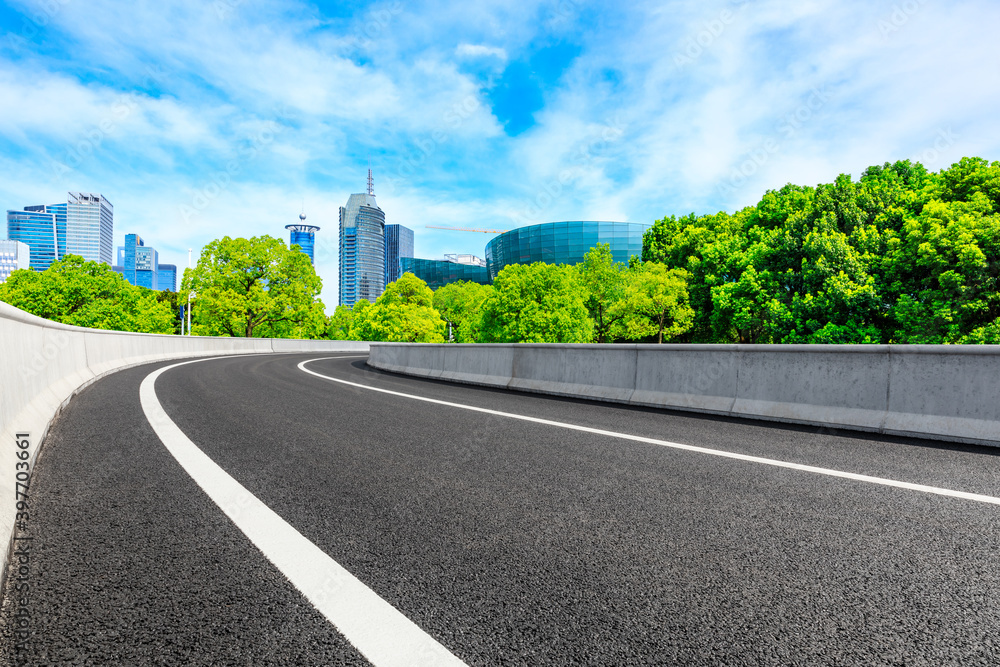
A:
339 169 386 307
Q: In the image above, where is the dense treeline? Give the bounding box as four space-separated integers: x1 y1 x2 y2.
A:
643 157 1000 344
329 247 694 344
0 255 176 333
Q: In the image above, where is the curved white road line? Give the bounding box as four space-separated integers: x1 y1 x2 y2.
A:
140 356 467 667
300 357 1000 507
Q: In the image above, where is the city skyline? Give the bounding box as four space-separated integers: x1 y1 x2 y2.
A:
1 1 998 308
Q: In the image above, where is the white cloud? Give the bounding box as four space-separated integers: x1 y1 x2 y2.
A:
455 43 507 60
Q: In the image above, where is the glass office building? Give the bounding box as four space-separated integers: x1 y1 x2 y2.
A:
6 192 113 270
6 207 64 271
384 224 414 285
124 234 157 289
0 240 30 283
485 221 649 281
157 265 177 292
66 192 114 265
286 214 320 264
339 180 386 307
400 255 491 290
113 234 175 291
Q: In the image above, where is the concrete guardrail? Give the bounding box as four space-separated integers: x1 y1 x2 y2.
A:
0 301 369 582
368 342 1000 448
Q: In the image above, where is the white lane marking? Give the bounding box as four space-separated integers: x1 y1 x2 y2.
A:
140 357 467 667
300 358 1000 507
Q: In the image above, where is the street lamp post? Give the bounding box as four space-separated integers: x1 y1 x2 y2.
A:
187 248 193 336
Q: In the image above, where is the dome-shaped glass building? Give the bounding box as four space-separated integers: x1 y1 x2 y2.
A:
485 221 649 281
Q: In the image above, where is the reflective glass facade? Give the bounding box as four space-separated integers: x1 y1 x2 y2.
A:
157 265 177 292
121 234 158 289
0 240 30 283
66 192 114 265
399 257 491 290
339 192 385 307
115 234 173 290
287 223 320 264
384 224 414 285
485 221 649 281
6 192 113 270
6 208 64 271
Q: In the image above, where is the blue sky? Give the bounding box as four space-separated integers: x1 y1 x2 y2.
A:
2 0 999 309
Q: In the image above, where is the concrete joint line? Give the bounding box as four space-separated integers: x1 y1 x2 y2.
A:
880 347 894 435
140 356 466 667
307 357 1000 507
728 349 742 416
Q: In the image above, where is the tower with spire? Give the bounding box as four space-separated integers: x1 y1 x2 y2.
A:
339 167 386 307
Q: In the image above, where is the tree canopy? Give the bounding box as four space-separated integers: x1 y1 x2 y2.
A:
350 273 446 342
478 262 593 343
0 254 174 333
432 280 493 343
182 235 326 338
642 157 1000 344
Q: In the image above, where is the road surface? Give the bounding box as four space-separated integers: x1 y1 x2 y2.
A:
2 353 999 665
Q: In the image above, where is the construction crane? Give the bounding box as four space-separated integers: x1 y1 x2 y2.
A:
425 225 508 234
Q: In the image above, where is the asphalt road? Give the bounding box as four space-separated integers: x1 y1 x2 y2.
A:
3 352 1000 665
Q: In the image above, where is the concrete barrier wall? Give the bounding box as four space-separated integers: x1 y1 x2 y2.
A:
368 342 1000 447
1 301 369 581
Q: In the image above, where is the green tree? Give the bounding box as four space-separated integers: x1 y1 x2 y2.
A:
477 262 593 343
616 263 694 343
578 243 628 343
881 194 1000 343
181 235 326 338
326 304 356 340
154 290 184 334
433 280 493 342
640 158 1000 344
351 273 446 342
0 255 174 333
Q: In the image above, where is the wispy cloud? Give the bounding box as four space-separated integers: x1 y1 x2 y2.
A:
456 43 507 60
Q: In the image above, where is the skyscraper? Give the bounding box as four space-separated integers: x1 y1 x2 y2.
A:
157 264 177 292
0 240 30 284
113 233 176 291
6 192 113 270
119 234 158 289
384 223 414 285
6 207 63 271
286 213 320 264
66 192 114 265
339 170 386 307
